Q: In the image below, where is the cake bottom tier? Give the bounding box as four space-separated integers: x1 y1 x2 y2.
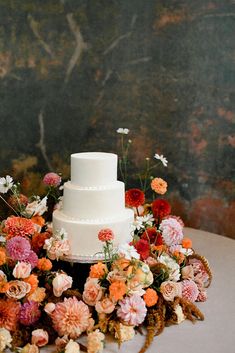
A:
53 209 134 262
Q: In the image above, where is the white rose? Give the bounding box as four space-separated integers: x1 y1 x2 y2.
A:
65 339 80 353
0 328 12 351
13 262 31 279
52 273 73 297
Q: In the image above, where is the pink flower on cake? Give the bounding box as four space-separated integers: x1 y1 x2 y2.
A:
87 329 105 353
31 329 49 347
0 299 20 331
4 216 35 238
181 280 199 302
52 272 73 297
160 281 182 302
43 172 61 187
98 228 114 242
83 278 103 306
95 297 115 314
6 236 31 261
159 217 183 246
13 261 31 279
117 294 147 326
50 297 91 339
20 301 41 326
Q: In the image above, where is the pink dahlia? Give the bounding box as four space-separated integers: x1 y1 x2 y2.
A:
4 216 35 238
50 296 91 339
6 236 31 261
43 172 61 187
25 250 38 269
117 294 147 326
181 280 199 302
98 228 114 242
19 301 41 326
0 299 21 331
159 217 183 246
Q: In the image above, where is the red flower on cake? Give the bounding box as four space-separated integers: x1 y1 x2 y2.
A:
98 228 114 242
151 199 171 221
125 189 145 208
134 239 150 260
141 227 163 245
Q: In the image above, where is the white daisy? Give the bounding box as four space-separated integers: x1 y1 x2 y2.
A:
0 175 13 193
154 153 168 167
116 128 130 135
118 243 140 260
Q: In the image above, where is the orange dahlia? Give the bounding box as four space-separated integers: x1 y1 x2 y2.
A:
3 216 35 238
151 178 167 195
0 299 21 331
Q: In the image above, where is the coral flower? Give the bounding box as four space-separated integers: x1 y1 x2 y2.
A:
117 294 147 326
4 216 35 238
141 227 163 245
143 288 159 307
125 189 145 208
43 172 61 187
0 299 21 331
50 297 91 339
6 236 31 261
20 301 41 326
98 228 114 242
37 258 52 271
151 199 171 221
151 178 167 195
89 262 107 279
109 281 127 301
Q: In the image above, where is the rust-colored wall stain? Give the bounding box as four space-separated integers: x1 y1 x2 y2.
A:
0 0 234 238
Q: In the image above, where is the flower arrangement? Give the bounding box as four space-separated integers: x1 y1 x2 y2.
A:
0 132 212 353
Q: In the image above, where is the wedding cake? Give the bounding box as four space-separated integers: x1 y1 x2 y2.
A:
53 152 134 261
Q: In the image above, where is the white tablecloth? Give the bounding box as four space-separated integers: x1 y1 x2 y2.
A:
16 228 235 353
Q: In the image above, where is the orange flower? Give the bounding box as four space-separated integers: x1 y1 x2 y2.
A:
182 237 192 249
24 274 38 295
0 247 7 265
0 281 10 293
31 215 45 228
173 251 185 264
143 288 158 307
113 258 130 271
37 258 52 271
109 281 127 301
31 232 51 253
89 262 107 279
151 178 167 195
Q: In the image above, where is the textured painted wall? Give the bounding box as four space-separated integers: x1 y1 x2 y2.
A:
0 0 234 238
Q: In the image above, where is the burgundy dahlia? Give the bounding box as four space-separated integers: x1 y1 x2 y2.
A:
151 199 171 221
125 189 145 208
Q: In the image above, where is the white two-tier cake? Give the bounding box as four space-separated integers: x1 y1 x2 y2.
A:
53 152 134 261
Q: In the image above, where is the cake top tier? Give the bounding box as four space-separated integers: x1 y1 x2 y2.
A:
71 152 118 186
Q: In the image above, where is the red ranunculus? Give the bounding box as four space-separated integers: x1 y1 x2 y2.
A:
125 189 145 208
134 239 150 260
152 199 171 221
141 227 163 245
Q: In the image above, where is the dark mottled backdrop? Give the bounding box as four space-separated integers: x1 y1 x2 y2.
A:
0 0 234 238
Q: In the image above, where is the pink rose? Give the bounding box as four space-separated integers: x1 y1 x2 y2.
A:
82 278 103 306
160 281 182 301
31 329 49 347
52 273 73 297
44 302 56 315
95 297 115 314
13 262 32 279
181 265 194 280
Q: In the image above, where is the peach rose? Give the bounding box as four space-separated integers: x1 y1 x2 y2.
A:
106 270 126 283
44 302 56 315
52 273 73 297
6 280 31 299
31 329 49 347
112 257 130 270
65 339 80 353
28 287 46 303
181 265 194 280
21 344 39 353
95 297 115 314
126 279 145 296
160 281 182 301
13 262 31 279
83 279 103 306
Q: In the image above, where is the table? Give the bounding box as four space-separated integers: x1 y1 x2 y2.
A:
17 228 235 353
